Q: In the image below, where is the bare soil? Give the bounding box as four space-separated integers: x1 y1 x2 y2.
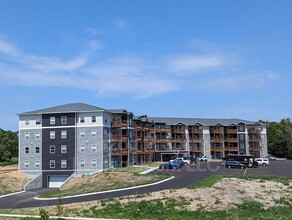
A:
0 169 29 195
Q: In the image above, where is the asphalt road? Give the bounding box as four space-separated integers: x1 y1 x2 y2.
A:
0 160 291 209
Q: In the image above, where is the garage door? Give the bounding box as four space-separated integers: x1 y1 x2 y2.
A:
48 176 69 188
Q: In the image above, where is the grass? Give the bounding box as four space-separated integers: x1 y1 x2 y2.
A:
107 166 149 173
39 171 169 198
77 199 292 219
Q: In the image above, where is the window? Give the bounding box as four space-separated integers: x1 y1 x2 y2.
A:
24 132 30 140
80 145 85 153
50 117 56 125
91 144 97 152
61 160 67 168
92 116 96 123
35 160 40 168
61 116 67 124
25 119 29 126
25 147 29 154
240 134 244 140
240 143 244 149
24 160 29 168
91 130 97 137
61 145 67 153
80 130 85 138
80 159 85 168
36 118 41 125
61 130 67 139
50 145 55 154
35 132 40 140
50 131 55 139
91 159 97 168
104 118 107 123
239 126 244 132
80 116 84 123
36 147 40 153
50 160 55 168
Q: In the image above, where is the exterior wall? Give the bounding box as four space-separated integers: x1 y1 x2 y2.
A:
19 115 42 129
19 128 42 174
238 123 247 154
24 173 43 191
261 126 268 157
203 127 211 159
76 127 103 173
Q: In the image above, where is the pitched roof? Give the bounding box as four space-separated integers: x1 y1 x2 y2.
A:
140 116 257 126
19 103 105 115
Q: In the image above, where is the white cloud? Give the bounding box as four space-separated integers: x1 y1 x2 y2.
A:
163 54 232 75
198 71 278 92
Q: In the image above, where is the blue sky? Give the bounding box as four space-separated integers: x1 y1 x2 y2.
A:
0 0 291 131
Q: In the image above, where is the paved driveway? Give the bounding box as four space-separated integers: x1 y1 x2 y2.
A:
0 160 291 209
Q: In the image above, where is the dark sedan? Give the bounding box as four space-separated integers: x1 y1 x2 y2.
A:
225 161 246 169
159 161 181 169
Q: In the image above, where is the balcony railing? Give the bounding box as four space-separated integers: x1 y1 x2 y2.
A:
171 128 186 133
188 129 203 134
248 138 262 143
211 147 224 152
171 138 187 143
210 129 224 134
224 147 238 152
155 138 171 143
111 149 128 155
225 138 238 142
189 148 203 152
111 121 128 128
226 129 237 134
155 128 171 133
111 135 128 141
211 138 224 142
189 138 204 143
249 146 261 151
248 129 261 134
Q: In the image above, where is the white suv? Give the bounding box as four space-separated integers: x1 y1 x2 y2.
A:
255 158 269 166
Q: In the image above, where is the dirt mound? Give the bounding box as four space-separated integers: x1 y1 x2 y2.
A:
0 171 29 195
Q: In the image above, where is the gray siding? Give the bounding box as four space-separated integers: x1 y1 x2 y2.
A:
19 129 42 173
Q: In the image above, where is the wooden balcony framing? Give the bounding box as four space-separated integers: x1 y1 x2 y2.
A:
210 129 224 134
211 147 224 152
248 138 262 143
225 138 238 142
211 138 224 142
171 138 186 143
249 146 261 151
188 129 203 134
111 135 128 141
248 129 261 134
189 138 204 143
155 128 171 133
189 148 203 152
155 138 171 143
171 128 186 134
226 129 237 134
111 121 128 128
224 147 238 152
111 149 128 156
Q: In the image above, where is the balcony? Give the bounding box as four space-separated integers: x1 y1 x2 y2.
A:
249 146 261 151
155 138 171 143
211 128 224 134
211 147 224 152
111 121 128 128
111 149 128 156
249 138 262 143
224 147 238 152
211 138 224 142
225 138 238 142
172 137 186 143
248 129 261 134
189 138 204 143
189 128 203 134
171 128 186 134
111 135 128 141
155 128 171 133
226 129 237 134
189 148 203 152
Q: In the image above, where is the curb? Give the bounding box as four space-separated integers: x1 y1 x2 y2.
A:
35 176 174 200
0 190 25 199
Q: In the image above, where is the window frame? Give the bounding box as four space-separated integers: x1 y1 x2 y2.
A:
50 117 56 125
35 160 40 168
50 160 55 168
61 160 67 168
80 116 85 123
61 130 67 139
35 147 40 153
24 160 29 168
25 147 29 154
92 115 96 123
50 145 55 154
80 159 85 168
50 131 55 139
61 145 67 153
61 116 67 124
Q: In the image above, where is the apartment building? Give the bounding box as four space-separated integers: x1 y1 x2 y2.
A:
18 103 267 188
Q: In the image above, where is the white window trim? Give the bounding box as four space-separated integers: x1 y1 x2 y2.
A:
61 160 67 168
35 160 40 168
24 160 29 168
50 145 55 154
50 160 55 168
61 145 67 153
61 116 67 124
80 145 85 153
80 159 85 168
50 117 56 125
50 131 55 139
61 130 67 139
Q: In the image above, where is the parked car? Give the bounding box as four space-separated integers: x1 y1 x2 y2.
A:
265 155 276 161
225 161 246 169
198 155 208 162
177 157 191 165
255 158 269 166
159 161 181 169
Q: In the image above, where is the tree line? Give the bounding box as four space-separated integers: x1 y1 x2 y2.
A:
260 118 292 157
0 129 18 165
